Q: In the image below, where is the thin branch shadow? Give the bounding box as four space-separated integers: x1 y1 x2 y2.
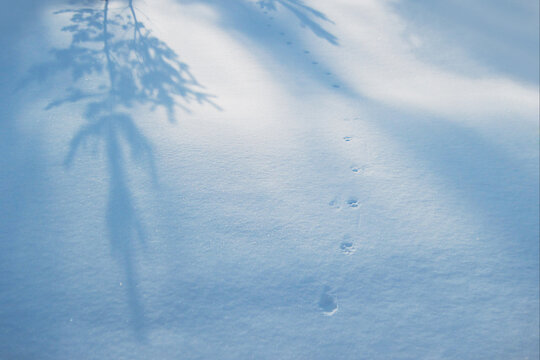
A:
177 0 337 44
22 0 219 340
175 0 342 91
257 0 338 44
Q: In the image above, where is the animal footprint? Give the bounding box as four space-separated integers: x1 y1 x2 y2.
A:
343 136 352 142
340 236 356 255
351 165 367 174
319 286 338 316
328 198 341 210
347 198 359 208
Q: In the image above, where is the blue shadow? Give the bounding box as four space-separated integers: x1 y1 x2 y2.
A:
21 0 218 339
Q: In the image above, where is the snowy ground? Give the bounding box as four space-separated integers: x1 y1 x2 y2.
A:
1 0 538 359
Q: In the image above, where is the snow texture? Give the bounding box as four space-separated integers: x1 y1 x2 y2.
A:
0 0 538 359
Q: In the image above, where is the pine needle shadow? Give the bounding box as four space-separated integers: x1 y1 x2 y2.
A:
23 0 218 340
258 0 338 44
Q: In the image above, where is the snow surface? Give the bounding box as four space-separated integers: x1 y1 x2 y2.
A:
0 0 538 359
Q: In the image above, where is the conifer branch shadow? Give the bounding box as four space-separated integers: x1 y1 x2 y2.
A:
23 0 219 340
177 0 338 46
257 0 338 45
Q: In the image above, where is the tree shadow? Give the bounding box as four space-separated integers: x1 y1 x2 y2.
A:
361 101 539 253
23 0 218 340
178 0 337 44
176 0 344 91
257 0 338 44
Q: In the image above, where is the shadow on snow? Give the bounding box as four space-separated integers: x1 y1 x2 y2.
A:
23 0 218 340
176 0 345 92
19 0 339 340
257 0 338 44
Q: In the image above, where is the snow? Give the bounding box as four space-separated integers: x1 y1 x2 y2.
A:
0 0 538 359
